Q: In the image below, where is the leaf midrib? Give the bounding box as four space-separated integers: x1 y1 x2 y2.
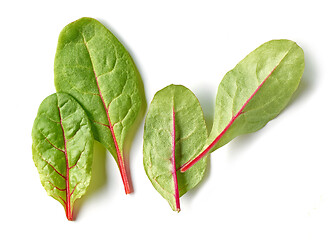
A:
171 106 180 212
180 45 294 172
82 36 131 194
58 106 72 220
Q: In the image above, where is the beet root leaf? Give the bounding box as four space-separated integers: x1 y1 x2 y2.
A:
32 93 94 220
54 17 145 194
143 85 208 211
181 39 305 172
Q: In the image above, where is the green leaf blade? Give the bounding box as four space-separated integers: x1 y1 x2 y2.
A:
143 85 208 211
32 93 94 220
211 39 304 149
54 17 145 194
181 39 304 172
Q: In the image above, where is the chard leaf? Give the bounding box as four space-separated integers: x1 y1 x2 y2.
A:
32 93 94 220
143 85 208 211
54 17 145 194
181 39 304 172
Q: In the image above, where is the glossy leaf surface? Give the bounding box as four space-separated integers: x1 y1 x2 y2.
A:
32 93 94 220
54 17 145 193
143 85 208 211
181 39 304 172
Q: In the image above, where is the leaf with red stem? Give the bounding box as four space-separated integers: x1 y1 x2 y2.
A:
143 85 208 211
181 39 304 172
54 18 145 194
32 93 94 220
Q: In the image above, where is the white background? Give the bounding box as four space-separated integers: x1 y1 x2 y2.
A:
0 0 332 239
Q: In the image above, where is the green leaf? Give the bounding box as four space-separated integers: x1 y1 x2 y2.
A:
32 93 94 220
54 17 145 194
181 39 304 172
143 85 208 211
